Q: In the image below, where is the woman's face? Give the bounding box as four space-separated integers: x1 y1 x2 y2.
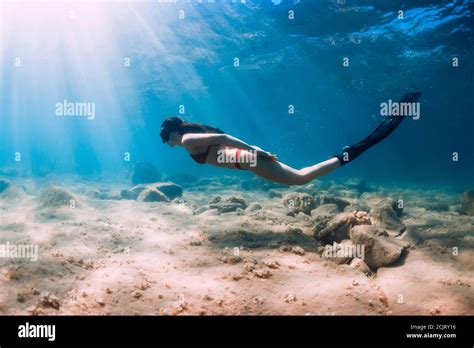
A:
167 131 182 147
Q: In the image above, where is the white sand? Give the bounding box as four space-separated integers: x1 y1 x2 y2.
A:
0 177 472 315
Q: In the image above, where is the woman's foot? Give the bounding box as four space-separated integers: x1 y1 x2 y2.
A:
337 144 368 165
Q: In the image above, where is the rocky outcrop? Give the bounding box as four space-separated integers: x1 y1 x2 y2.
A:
137 188 168 202
0 180 27 202
0 179 11 193
294 184 318 196
131 184 148 194
268 190 282 199
283 192 316 215
321 239 356 265
195 196 248 215
132 182 183 201
314 211 371 244
369 198 405 236
344 202 370 213
350 225 409 270
120 189 139 200
152 182 183 200
39 186 79 208
245 202 262 212
460 190 474 216
223 196 247 208
310 204 340 218
85 188 108 200
350 258 373 275
315 195 350 211
424 201 450 212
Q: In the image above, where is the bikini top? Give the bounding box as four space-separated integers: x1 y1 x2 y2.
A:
189 145 212 164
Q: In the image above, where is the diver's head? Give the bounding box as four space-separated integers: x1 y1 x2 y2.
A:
160 117 184 147
160 117 224 147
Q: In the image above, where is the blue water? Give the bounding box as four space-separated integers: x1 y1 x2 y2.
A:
1 0 473 188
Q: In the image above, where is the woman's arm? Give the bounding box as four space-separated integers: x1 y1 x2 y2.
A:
182 133 255 151
182 133 278 161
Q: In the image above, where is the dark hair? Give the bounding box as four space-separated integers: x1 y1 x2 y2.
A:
160 117 224 143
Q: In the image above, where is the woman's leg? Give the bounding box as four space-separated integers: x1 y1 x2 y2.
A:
248 156 341 186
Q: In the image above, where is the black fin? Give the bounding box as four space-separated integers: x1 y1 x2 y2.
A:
336 92 422 166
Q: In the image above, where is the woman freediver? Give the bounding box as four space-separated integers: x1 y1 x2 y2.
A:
160 92 421 186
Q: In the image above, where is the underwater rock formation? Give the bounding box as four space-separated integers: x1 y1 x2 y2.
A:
195 196 248 215
460 190 474 216
350 257 373 275
369 198 405 236
315 195 350 211
208 196 222 204
283 192 316 215
321 239 355 265
424 201 450 212
85 188 107 200
131 184 148 194
137 188 168 202
344 201 370 213
130 162 161 185
39 186 79 208
84 188 123 201
120 189 139 200
245 202 262 212
0 179 11 193
350 225 409 270
195 203 238 214
0 179 27 202
293 183 318 196
132 182 182 201
152 182 183 200
224 196 247 207
268 189 282 199
310 204 340 218
314 211 371 244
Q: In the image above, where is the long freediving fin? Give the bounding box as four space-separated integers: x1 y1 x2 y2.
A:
336 91 422 166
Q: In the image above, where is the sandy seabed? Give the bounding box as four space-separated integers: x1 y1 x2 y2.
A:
0 175 473 315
